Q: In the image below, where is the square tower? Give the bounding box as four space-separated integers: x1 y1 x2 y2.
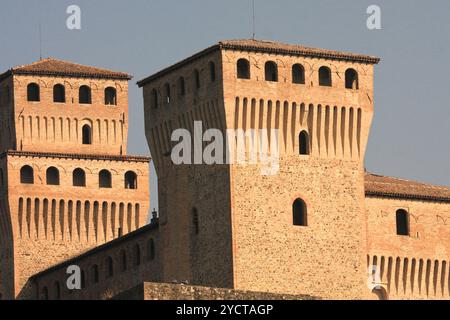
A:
0 59 150 299
138 39 380 299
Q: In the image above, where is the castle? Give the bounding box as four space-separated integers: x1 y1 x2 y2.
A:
0 39 449 300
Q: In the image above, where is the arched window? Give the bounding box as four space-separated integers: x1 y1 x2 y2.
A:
164 83 171 104
345 68 359 89
124 171 137 189
54 282 61 300
209 62 216 82
42 287 49 300
178 77 186 96
53 84 65 103
293 198 307 226
319 66 332 87
27 83 40 102
105 87 117 105
292 64 305 84
46 167 60 185
134 244 141 266
151 89 158 109
120 250 127 272
299 131 310 155
91 264 99 283
194 69 201 89
79 85 92 104
82 125 92 145
20 165 34 184
73 168 86 187
147 238 155 261
107 256 114 278
265 61 278 82
99 170 112 188
396 209 409 236
237 59 250 79
192 208 199 235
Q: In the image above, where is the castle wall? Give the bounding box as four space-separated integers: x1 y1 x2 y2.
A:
220 49 375 299
1 152 150 299
10 75 129 155
30 223 161 300
0 77 16 152
141 50 234 288
366 196 450 300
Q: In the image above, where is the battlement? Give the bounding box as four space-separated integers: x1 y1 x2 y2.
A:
0 58 131 155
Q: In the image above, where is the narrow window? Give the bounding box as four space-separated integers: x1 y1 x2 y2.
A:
299 131 310 155
164 83 171 104
192 208 199 235
107 257 114 278
53 84 65 103
73 168 86 187
82 125 92 145
92 265 99 283
151 89 158 109
20 165 34 184
42 287 49 300
124 171 137 190
105 87 117 105
147 239 155 261
293 198 307 226
134 244 141 266
81 270 86 289
99 170 112 188
194 69 201 89
178 77 186 96
46 167 60 185
292 64 305 84
396 209 409 236
27 83 40 102
237 59 250 79
54 282 61 300
265 61 278 82
319 66 332 87
121 250 127 271
209 61 216 82
79 85 92 104
345 68 359 89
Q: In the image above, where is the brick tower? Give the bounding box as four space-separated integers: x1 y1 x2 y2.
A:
138 39 380 299
0 58 150 299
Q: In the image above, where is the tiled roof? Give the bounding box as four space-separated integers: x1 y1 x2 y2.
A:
137 39 380 86
219 39 380 64
0 57 132 81
365 173 450 202
1 150 150 163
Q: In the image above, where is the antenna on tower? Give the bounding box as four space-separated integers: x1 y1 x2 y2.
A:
39 22 43 60
252 0 256 39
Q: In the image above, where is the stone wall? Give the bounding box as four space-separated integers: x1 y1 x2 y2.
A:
30 223 161 300
116 282 316 300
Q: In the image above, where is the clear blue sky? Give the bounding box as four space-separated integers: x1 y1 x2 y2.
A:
1 0 449 210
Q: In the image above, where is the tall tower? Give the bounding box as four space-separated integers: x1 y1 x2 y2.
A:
139 39 380 299
0 58 150 299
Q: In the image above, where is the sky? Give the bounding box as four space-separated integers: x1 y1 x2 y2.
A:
1 0 449 210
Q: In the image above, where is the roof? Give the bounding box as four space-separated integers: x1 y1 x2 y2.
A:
0 57 132 82
365 173 450 203
137 39 380 86
30 222 159 281
1 150 150 163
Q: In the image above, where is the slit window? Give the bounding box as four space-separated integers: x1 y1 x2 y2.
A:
293 198 308 226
